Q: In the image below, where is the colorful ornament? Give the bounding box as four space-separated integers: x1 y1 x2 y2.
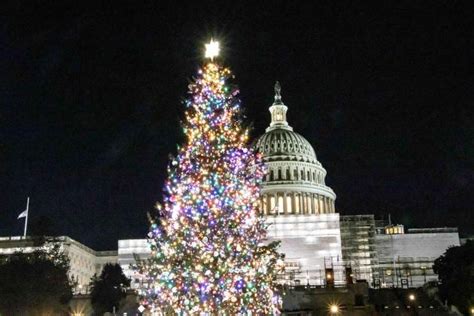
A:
134 48 283 315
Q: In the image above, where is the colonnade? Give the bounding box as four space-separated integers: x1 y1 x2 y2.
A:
260 192 335 215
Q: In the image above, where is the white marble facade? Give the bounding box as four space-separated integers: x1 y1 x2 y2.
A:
266 214 342 285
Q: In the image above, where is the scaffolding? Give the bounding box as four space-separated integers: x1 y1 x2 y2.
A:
340 215 379 285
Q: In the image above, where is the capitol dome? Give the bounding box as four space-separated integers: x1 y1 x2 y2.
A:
256 128 317 164
255 82 336 216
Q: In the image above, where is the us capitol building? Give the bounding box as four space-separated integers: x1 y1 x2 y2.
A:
117 82 460 289
255 82 342 285
0 83 461 291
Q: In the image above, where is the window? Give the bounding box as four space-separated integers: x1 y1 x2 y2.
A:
270 170 274 181
286 195 292 214
269 196 276 213
278 169 282 180
286 169 291 180
278 196 284 214
301 170 304 180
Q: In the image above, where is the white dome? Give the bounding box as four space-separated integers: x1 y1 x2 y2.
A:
255 82 336 216
255 128 317 164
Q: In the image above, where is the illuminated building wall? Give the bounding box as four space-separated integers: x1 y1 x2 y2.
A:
266 213 342 285
117 239 150 288
0 236 117 293
374 228 460 288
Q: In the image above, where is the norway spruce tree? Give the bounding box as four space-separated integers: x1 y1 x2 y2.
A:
135 41 282 315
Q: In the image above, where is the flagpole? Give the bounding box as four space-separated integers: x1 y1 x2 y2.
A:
23 197 29 238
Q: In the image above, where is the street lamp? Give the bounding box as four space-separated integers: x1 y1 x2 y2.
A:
409 293 416 301
329 304 340 314
421 266 427 284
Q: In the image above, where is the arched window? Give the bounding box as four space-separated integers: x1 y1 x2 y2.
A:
278 169 282 180
270 170 274 181
294 169 298 180
301 170 305 180
307 171 310 181
286 168 291 180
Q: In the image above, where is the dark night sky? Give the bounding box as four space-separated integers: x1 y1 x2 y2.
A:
1 1 473 250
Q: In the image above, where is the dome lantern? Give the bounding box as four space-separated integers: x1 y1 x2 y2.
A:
267 81 292 132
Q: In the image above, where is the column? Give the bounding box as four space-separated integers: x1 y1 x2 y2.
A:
316 195 320 214
291 192 296 214
294 193 298 214
306 193 310 214
266 194 271 215
305 193 309 214
274 193 278 215
299 194 303 215
300 192 306 215
303 193 307 214
309 194 312 214
283 192 288 215
307 193 311 214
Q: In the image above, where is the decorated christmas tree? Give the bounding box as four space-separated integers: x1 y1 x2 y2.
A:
135 40 282 315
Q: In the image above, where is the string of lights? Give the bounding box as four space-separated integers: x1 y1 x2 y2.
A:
134 43 283 314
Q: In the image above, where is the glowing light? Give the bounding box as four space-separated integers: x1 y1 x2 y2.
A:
205 39 220 60
329 304 339 314
409 294 416 301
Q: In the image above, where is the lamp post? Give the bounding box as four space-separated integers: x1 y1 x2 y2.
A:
421 266 427 284
408 293 416 313
329 304 339 315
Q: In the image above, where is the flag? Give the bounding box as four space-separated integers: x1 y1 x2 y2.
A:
18 209 27 219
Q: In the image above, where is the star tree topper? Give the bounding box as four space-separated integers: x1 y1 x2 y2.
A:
205 39 220 60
